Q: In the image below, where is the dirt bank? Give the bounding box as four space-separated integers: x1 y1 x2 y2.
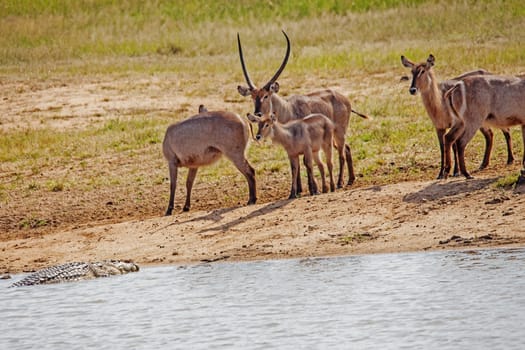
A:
2 175 524 274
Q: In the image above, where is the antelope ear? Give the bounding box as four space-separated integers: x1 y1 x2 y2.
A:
401 55 414 68
246 113 259 123
238 85 251 96
426 54 435 68
269 82 280 93
198 104 208 113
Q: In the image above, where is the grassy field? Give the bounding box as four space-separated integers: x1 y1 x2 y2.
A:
1 0 524 233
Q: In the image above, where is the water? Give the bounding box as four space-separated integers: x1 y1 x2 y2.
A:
2 248 525 349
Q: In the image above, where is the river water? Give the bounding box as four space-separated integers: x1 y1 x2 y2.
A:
2 248 525 349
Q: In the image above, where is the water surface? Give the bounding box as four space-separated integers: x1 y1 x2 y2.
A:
2 248 525 349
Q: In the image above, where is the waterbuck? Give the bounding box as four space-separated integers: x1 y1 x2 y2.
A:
237 31 367 189
444 74 525 179
401 54 514 179
247 102 335 199
162 107 257 215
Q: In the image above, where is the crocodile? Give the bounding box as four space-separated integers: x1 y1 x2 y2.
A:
9 260 139 287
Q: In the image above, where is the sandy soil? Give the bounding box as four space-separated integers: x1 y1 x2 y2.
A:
1 75 525 274
2 175 525 274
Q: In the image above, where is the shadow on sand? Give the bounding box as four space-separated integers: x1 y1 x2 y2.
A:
195 199 292 234
403 177 498 204
148 199 293 236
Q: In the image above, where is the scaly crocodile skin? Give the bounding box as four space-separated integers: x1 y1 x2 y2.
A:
10 260 139 287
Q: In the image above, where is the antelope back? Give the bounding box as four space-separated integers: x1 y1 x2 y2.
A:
163 112 249 166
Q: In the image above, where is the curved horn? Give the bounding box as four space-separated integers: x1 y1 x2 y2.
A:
263 30 291 91
237 33 255 90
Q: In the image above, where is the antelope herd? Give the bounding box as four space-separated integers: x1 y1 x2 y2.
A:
162 31 525 215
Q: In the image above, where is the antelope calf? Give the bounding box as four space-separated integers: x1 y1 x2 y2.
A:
247 106 335 199
162 107 256 215
238 31 367 189
401 54 513 179
445 75 525 179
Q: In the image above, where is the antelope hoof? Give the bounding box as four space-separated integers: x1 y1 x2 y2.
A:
165 207 173 216
464 174 474 180
288 193 298 200
247 198 257 205
183 206 190 212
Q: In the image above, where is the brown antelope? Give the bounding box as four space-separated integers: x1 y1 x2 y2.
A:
444 74 525 179
162 106 256 215
237 31 367 189
401 54 514 179
247 100 335 199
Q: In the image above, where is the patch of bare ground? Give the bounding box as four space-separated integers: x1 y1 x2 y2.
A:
1 175 524 274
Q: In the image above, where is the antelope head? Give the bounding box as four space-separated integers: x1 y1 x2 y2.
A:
237 30 291 117
401 54 435 95
247 111 277 141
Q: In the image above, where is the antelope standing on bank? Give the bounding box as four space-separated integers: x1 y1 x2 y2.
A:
237 31 367 189
247 101 335 199
162 107 256 215
444 74 525 179
401 54 514 179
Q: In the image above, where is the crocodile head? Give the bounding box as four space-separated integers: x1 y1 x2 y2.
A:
91 260 140 277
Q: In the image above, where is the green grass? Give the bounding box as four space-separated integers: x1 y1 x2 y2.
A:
1 0 523 76
18 215 48 229
494 174 521 189
0 117 168 164
2 0 426 67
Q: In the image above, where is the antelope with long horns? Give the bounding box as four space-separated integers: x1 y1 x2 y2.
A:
237 31 367 189
401 54 514 179
162 106 257 215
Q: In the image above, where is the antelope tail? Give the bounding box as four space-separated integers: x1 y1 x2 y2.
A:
351 109 369 119
444 83 461 121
